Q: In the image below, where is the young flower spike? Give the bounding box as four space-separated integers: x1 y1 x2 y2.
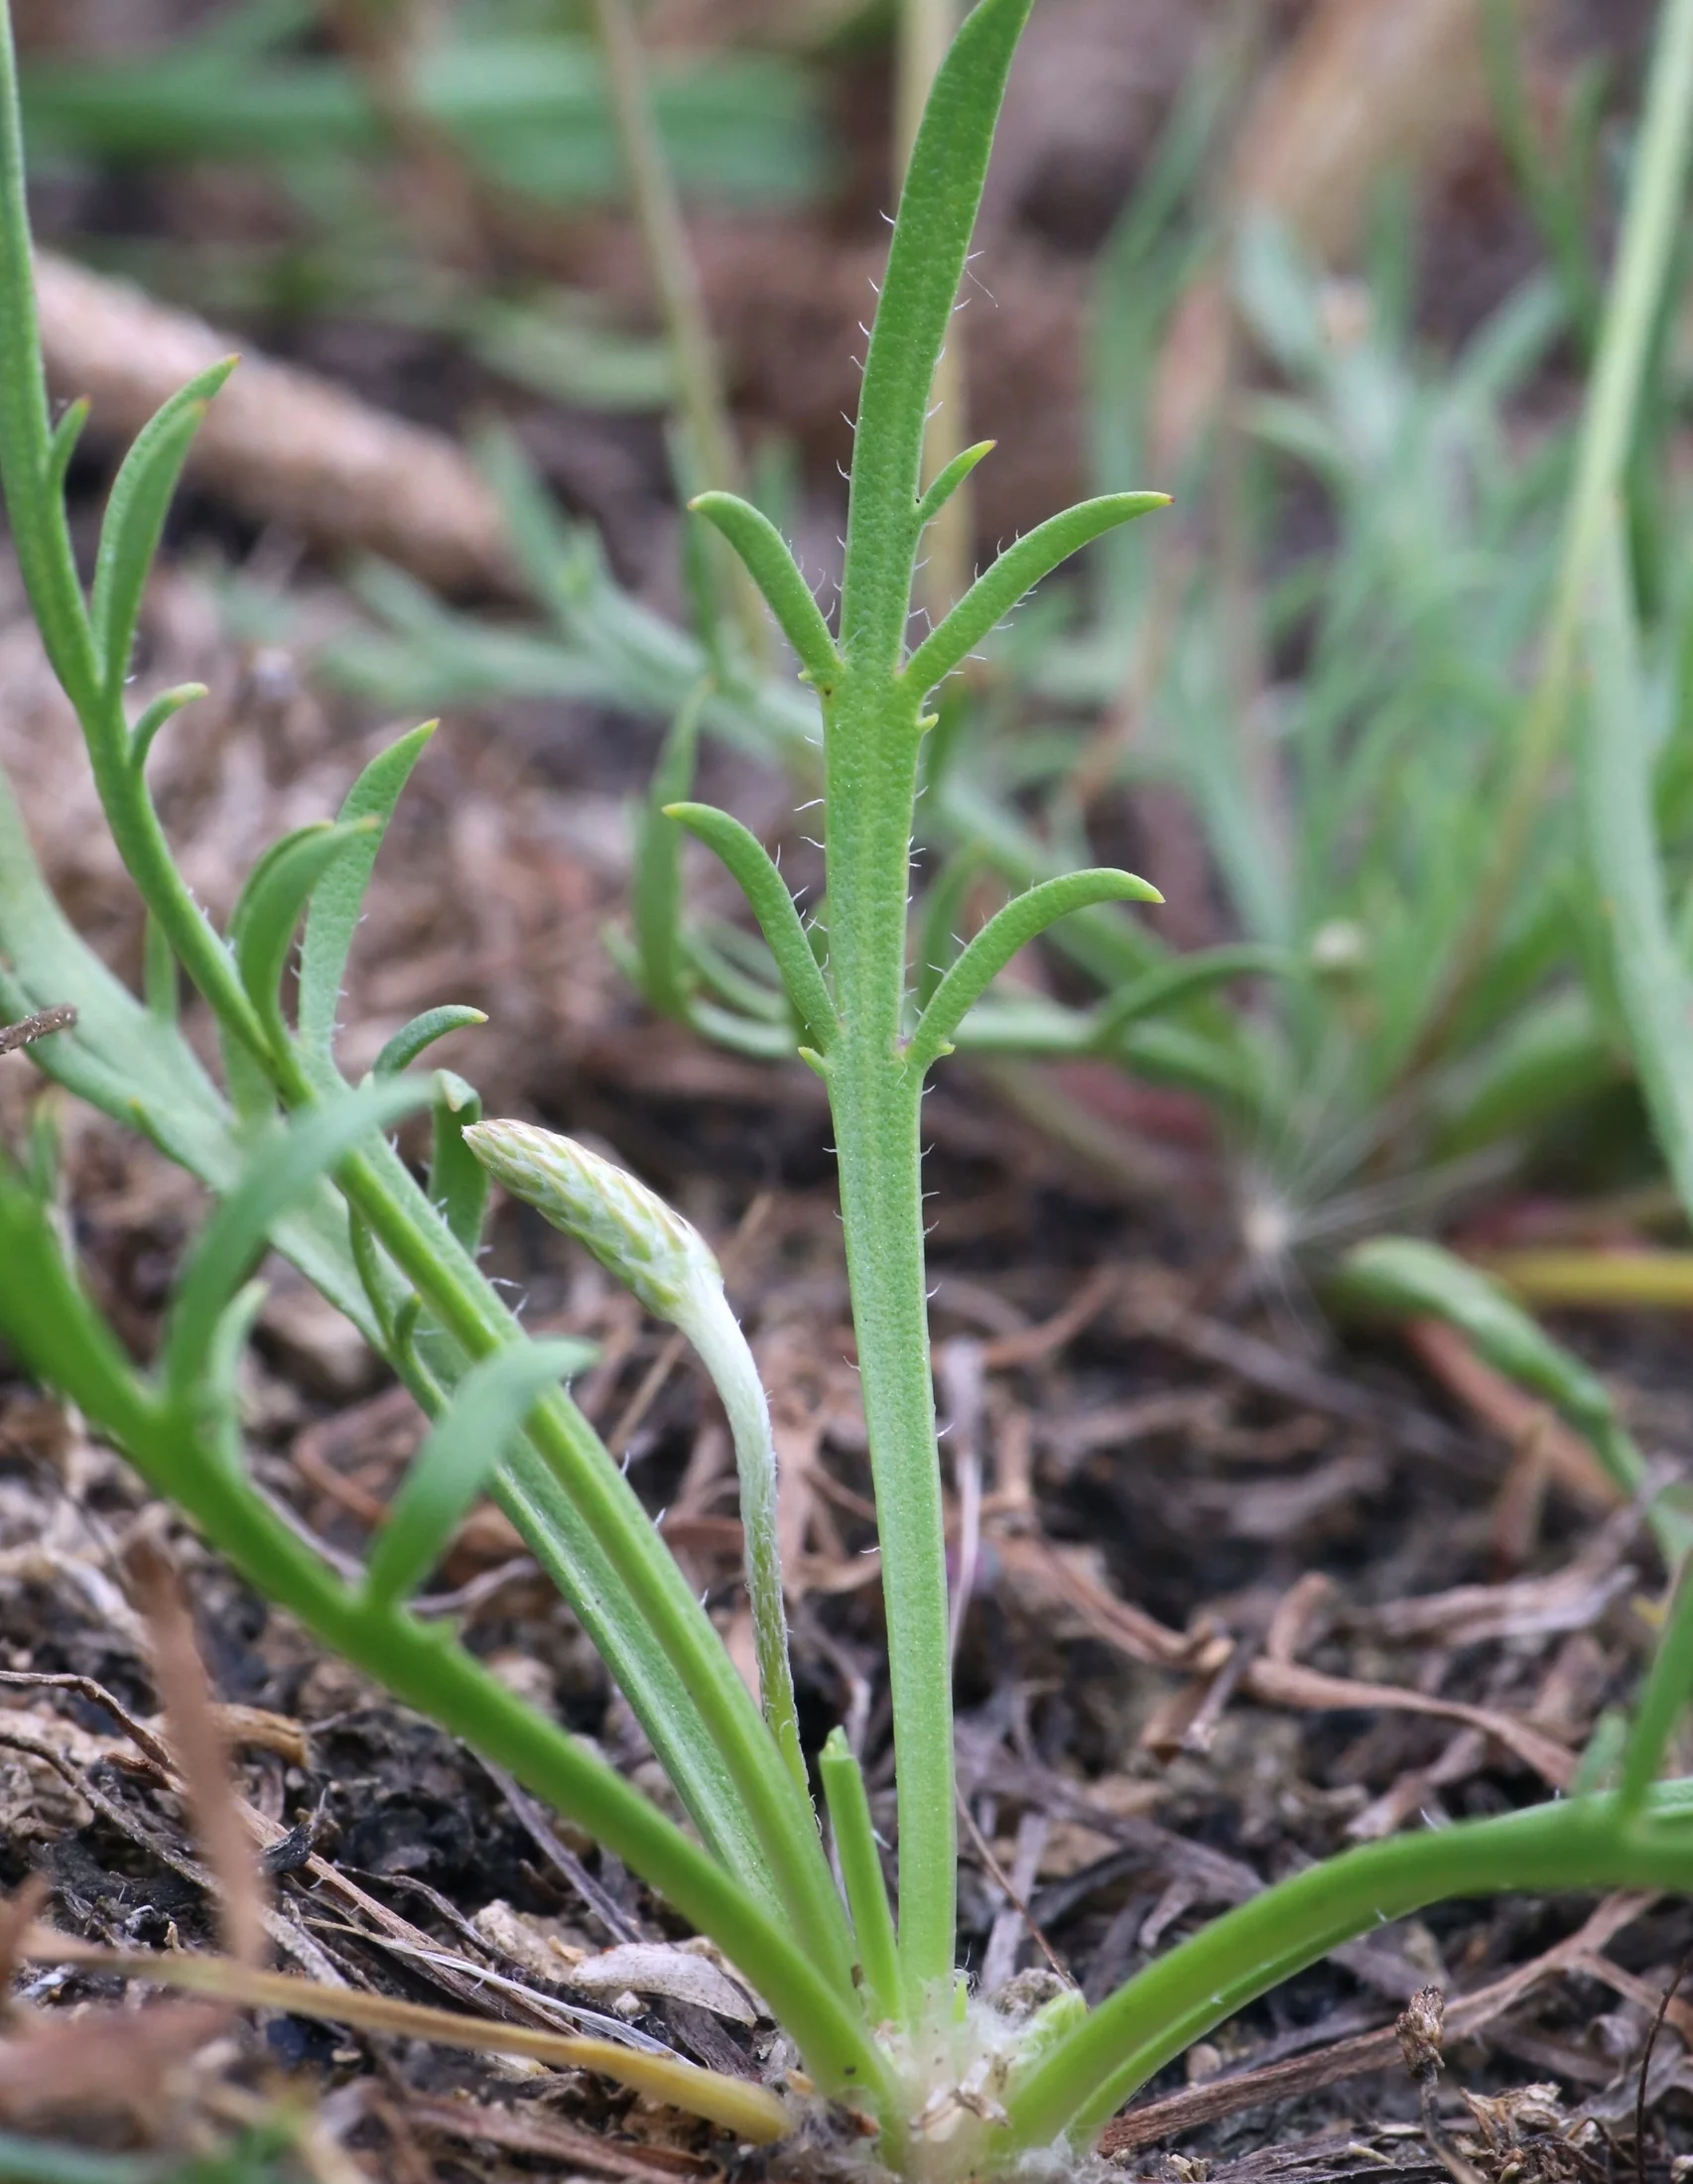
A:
464 1118 712 1322
463 1119 806 1803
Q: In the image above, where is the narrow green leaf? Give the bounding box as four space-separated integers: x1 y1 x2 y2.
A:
298 721 439 1055
1094 944 1290 1040
947 994 1103 1055
1337 1236 1620 1444
904 492 1169 697
199 1276 269 1470
916 439 995 535
372 1005 488 1079
1620 1558 1693 1819
1001 1785 1693 2150
89 358 236 695
906 868 1161 1076
430 1068 489 1252
130 681 206 771
1333 1239 1686 1557
690 493 841 687
161 1078 430 1402
365 1337 593 1609
841 0 1038 667
347 1210 403 1348
665 801 838 1051
819 1728 902 2027
229 819 378 1058
1578 499 1693 1216
632 682 707 1019
45 395 89 500
687 924 789 1022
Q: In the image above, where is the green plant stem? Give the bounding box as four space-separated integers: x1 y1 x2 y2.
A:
590 0 766 668
820 1728 903 2027
676 1281 807 1806
1003 1791 1693 2151
820 668 956 2006
1411 0 1693 1068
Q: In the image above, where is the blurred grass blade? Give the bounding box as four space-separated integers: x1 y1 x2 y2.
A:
1332 1236 1691 1560
299 721 438 1056
1427 0 1693 1045
1620 1557 1693 1817
1578 497 1693 1216
1094 944 1291 1040
0 2128 177 2184
633 682 707 1019
366 1337 593 1608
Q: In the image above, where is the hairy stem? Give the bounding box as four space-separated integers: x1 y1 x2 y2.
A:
821 670 956 2007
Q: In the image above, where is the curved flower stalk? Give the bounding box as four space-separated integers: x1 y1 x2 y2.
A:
464 1119 807 1805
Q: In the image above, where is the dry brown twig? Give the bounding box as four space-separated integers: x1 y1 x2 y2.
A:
0 1543 267 2133
125 1539 268 1970
0 1004 75 1057
11 1928 790 2141
1405 1319 1624 1515
34 253 513 594
1100 1895 1657 2156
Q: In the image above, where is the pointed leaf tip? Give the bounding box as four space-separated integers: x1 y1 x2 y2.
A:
688 492 840 686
